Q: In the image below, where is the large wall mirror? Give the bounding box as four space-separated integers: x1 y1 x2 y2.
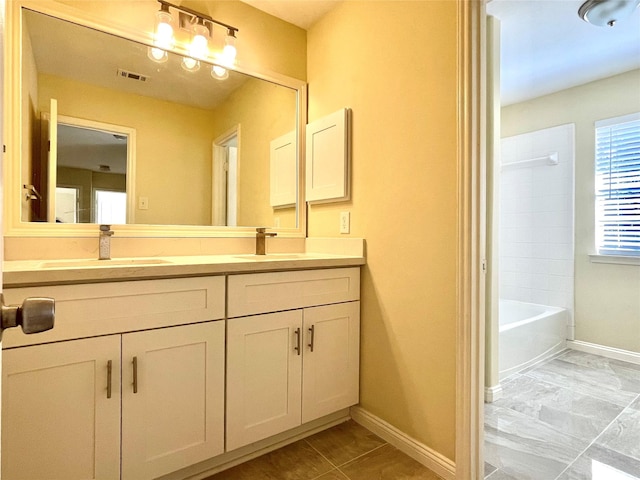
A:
8 4 305 236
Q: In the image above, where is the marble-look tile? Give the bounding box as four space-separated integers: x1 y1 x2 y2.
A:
485 469 520 480
485 461 498 477
207 440 333 480
305 420 386 467
559 351 640 376
494 374 624 443
556 444 640 480
484 404 589 480
525 356 640 407
340 444 442 480
596 406 640 462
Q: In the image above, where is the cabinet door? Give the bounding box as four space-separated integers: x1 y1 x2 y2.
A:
226 310 303 451
2 336 121 480
121 321 225 480
302 301 360 423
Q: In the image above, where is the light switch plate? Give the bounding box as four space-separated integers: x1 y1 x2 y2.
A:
138 196 149 210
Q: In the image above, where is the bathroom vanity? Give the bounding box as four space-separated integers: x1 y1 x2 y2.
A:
1 254 364 480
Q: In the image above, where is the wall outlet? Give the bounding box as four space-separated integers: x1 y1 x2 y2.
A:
138 196 149 210
340 211 350 234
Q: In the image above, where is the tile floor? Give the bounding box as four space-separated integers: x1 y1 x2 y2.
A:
484 350 640 479
206 420 443 480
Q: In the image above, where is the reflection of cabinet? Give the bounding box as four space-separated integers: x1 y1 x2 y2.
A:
226 268 360 451
2 321 225 480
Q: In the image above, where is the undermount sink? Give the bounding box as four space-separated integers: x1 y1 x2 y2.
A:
39 258 173 268
234 253 309 261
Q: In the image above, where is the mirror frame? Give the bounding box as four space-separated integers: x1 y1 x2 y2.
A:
4 0 307 238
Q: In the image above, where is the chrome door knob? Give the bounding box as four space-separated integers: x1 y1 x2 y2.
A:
0 294 55 334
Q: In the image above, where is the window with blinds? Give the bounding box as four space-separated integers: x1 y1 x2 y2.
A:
595 113 640 256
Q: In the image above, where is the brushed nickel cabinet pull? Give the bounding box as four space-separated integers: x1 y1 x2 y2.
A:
107 360 113 399
308 325 315 352
294 328 301 355
132 356 138 394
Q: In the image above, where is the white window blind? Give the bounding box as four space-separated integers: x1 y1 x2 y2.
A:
595 113 640 256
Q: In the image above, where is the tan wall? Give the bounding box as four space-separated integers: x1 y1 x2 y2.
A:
307 1 459 460
502 69 640 353
211 78 297 228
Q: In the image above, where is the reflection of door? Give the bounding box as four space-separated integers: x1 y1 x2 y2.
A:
212 127 239 226
55 186 79 223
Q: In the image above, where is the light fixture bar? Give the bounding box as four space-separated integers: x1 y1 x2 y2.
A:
157 0 239 35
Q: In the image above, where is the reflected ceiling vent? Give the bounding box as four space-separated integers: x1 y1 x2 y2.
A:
117 68 149 82
98 165 111 172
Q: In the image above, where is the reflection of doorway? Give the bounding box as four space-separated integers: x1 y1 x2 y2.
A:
55 186 79 223
41 104 136 224
213 126 240 226
94 189 127 224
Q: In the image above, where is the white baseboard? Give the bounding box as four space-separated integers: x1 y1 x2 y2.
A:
350 406 456 480
484 384 503 403
568 340 640 365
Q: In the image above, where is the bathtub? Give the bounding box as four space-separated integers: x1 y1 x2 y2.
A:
499 299 568 380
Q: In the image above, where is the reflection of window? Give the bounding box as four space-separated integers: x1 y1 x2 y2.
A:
595 113 640 256
95 190 127 224
55 187 79 223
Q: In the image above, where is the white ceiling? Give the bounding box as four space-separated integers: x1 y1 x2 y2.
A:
487 0 640 105
240 0 340 29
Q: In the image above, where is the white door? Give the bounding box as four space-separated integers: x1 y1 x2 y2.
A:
121 322 225 480
226 310 303 451
47 98 58 223
302 302 360 423
2 337 121 480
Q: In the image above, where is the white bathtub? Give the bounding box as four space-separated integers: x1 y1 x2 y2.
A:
499 299 568 380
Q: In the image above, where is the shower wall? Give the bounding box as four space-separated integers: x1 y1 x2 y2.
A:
499 124 575 336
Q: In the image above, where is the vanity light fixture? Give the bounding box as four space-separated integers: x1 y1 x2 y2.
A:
149 0 239 76
578 0 640 27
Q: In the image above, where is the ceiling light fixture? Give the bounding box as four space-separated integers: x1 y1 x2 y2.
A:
148 0 239 77
578 0 640 27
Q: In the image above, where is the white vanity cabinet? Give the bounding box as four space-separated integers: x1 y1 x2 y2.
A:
226 268 360 451
1 277 225 480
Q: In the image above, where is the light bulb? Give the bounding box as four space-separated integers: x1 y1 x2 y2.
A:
148 46 168 63
182 57 200 72
148 6 173 63
211 65 228 80
221 30 237 66
189 22 209 60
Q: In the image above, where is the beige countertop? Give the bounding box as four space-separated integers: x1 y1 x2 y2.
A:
3 253 366 287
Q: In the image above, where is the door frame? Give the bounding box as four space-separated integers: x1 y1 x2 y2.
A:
455 1 486 479
212 125 240 226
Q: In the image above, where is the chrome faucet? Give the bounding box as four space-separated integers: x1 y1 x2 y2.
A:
255 227 277 255
99 225 114 260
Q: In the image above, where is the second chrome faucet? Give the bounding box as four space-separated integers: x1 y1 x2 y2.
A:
255 227 277 255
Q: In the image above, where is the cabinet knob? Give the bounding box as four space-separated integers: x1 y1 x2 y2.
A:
0 295 55 335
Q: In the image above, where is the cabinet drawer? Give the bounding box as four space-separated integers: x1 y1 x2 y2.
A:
2 276 225 348
227 267 360 317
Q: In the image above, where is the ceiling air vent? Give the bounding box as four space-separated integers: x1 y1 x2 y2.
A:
117 69 149 83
